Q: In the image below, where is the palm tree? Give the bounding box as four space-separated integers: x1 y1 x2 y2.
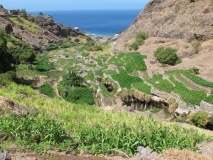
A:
68 70 84 87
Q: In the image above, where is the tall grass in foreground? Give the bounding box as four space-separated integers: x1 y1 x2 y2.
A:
0 83 212 155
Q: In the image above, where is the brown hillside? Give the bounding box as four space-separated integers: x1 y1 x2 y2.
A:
116 0 213 81
117 0 213 43
0 7 85 51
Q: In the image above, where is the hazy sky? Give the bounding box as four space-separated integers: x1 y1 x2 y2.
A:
0 0 150 11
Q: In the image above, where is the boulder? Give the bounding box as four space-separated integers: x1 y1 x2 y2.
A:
136 146 159 160
0 96 38 116
0 150 11 160
198 140 213 158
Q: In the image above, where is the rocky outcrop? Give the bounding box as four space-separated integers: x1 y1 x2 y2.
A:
198 140 213 158
120 89 169 110
117 0 213 45
0 96 38 115
0 7 86 51
27 16 85 38
136 146 159 160
0 150 11 160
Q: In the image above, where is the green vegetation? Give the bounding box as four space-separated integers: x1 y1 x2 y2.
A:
166 70 213 87
191 40 201 54
154 47 181 65
170 76 206 105
190 111 209 128
108 52 147 73
46 41 75 51
189 67 199 75
129 32 148 51
0 30 13 73
0 114 75 154
2 15 213 157
132 82 152 94
33 54 54 72
9 17 42 34
9 43 36 64
129 42 139 51
112 73 142 89
39 82 55 97
0 83 211 155
0 71 14 86
147 74 174 93
64 87 95 105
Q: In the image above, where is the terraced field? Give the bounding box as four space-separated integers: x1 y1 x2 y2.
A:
35 42 213 106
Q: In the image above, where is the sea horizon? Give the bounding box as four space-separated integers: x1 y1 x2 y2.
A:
28 9 141 36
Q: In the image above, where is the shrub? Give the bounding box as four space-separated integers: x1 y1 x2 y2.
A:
191 40 201 54
89 45 103 51
154 47 180 65
136 32 149 45
67 70 84 87
190 111 208 128
74 38 80 43
129 32 148 50
70 31 77 37
129 42 139 51
0 71 14 86
46 43 58 51
65 87 95 105
39 82 55 97
189 67 199 75
60 42 72 48
9 44 36 64
34 55 54 72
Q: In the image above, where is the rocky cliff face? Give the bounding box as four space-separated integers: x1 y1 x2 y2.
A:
27 16 85 38
117 0 213 45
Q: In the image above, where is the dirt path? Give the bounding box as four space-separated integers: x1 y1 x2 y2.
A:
11 154 107 160
52 76 63 99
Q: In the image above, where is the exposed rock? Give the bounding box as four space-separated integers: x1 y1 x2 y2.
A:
198 140 213 158
27 16 85 38
136 146 159 160
0 7 9 16
0 8 86 51
120 89 169 111
117 0 213 44
0 96 38 116
115 0 213 81
0 150 11 160
151 88 170 99
199 101 213 116
174 100 213 118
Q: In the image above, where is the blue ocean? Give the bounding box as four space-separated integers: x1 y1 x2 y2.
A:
29 10 141 36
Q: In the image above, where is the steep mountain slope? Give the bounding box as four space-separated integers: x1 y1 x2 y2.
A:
0 7 85 51
118 0 213 43
116 0 213 81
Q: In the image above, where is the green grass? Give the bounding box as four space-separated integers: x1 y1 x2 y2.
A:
205 92 213 104
147 74 174 93
108 52 147 74
170 76 207 105
39 82 55 98
166 70 213 88
9 17 42 35
112 73 142 89
132 82 152 94
0 114 75 154
0 83 212 155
